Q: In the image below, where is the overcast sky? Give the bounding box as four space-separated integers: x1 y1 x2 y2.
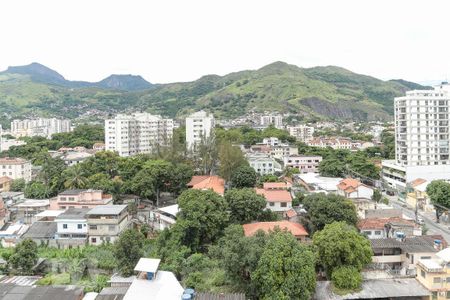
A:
0 0 449 84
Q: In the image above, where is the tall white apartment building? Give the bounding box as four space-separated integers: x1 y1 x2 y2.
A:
105 113 174 157
287 125 315 142
382 83 450 191
10 118 72 138
260 114 283 129
185 111 215 150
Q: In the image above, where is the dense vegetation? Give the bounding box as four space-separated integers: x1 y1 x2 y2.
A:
0 62 430 123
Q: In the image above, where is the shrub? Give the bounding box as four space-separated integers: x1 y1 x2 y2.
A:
331 266 362 291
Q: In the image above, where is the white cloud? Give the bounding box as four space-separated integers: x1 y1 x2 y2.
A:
0 0 449 83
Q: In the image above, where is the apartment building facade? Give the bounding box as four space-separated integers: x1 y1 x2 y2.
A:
382 83 450 192
260 114 283 129
287 125 315 142
87 205 129 245
105 113 174 157
283 155 322 173
185 110 215 150
10 118 71 138
0 158 32 182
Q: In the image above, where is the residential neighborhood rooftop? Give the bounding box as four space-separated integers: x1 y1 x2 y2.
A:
187 175 225 196
87 205 127 216
21 221 57 239
56 208 90 220
255 188 292 202
370 236 440 253
243 221 308 237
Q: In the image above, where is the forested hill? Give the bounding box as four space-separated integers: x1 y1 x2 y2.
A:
0 61 430 125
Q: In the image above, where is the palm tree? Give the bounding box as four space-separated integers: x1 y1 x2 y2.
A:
63 165 88 189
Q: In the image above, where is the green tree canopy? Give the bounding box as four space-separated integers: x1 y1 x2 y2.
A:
426 180 450 222
175 189 229 252
113 229 145 276
8 239 38 275
303 193 358 233
252 231 316 300
218 141 248 182
231 165 257 188
225 188 267 224
313 221 372 277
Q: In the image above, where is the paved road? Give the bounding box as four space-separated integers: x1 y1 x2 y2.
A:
385 194 450 242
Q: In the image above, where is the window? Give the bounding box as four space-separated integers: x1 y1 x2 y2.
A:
446 291 450 299
91 238 97 243
269 202 275 207
374 231 382 235
280 202 287 207
433 277 441 283
77 224 82 229
432 292 437 300
421 270 425 278
89 225 97 230
63 224 68 229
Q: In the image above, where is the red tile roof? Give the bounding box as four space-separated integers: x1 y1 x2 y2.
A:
187 175 225 196
243 221 308 237
263 182 288 190
284 209 297 219
255 188 292 202
0 176 12 185
410 178 427 188
358 217 416 230
337 178 362 193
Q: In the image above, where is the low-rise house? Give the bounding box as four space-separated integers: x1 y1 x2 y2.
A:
55 208 89 248
406 178 433 212
350 197 376 219
61 151 93 166
0 281 83 299
263 182 290 190
12 199 50 224
337 178 374 199
358 217 421 239
297 173 343 193
369 236 443 276
21 221 57 247
416 248 450 300
307 137 353 150
187 175 225 196
0 223 29 247
314 278 430 300
33 209 65 222
243 221 308 241
0 191 25 206
271 144 298 160
365 208 402 219
0 157 32 182
249 144 271 155
50 189 113 210
262 137 280 146
122 258 184 300
0 176 12 192
151 204 179 231
284 155 322 173
247 154 282 175
256 188 292 213
87 205 129 245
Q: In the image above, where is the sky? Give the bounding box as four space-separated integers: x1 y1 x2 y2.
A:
0 0 449 84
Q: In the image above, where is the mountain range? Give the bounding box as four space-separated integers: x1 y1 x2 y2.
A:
0 61 431 126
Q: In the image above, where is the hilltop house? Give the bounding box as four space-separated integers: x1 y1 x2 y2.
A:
337 178 374 199
256 188 292 213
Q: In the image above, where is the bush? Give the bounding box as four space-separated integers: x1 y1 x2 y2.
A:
331 266 362 291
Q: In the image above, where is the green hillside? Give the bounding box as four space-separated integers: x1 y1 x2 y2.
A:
0 61 430 126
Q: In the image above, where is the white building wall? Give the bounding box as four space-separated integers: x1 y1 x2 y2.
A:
186 111 215 150
266 201 292 212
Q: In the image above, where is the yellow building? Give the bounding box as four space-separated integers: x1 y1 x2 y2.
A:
406 178 433 212
416 248 450 300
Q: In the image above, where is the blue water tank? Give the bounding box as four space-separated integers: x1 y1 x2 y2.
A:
182 294 192 300
435 240 442 244
184 288 195 295
147 272 154 280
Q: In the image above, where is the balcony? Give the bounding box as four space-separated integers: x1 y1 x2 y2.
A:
372 255 404 264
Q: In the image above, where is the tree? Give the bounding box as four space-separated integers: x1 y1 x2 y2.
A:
252 231 316 300
231 165 257 188
313 222 372 277
218 141 248 181
212 224 268 296
139 160 173 206
303 193 358 233
175 189 229 252
24 181 50 199
8 239 38 275
332 266 362 291
62 164 88 189
318 157 346 177
225 188 266 224
372 189 382 203
10 179 25 192
113 229 144 276
426 180 450 223
346 153 380 180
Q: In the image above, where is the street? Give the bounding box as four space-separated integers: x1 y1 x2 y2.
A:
385 194 450 242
